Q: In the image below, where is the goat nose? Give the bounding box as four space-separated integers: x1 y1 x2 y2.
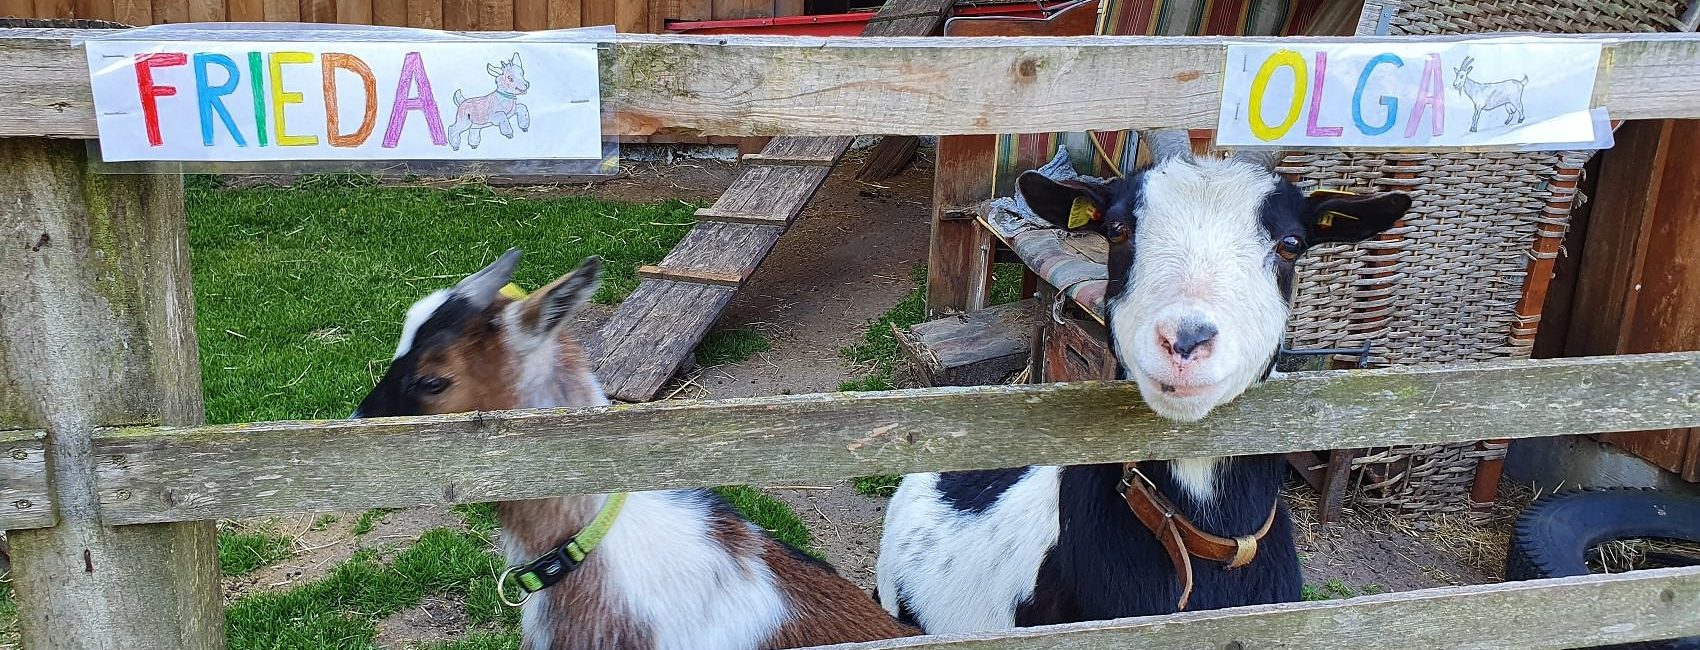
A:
1169 320 1218 360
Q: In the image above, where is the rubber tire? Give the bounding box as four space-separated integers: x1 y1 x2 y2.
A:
1505 487 1700 650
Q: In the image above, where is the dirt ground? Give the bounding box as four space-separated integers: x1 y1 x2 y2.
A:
234 145 1523 646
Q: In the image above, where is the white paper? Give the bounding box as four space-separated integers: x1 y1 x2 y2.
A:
1216 38 1605 150
85 39 602 162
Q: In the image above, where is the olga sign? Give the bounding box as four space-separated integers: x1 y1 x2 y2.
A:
84 32 604 163
1215 38 1607 150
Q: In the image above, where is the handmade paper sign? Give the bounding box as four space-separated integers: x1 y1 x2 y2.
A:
1215 38 1604 150
85 39 602 162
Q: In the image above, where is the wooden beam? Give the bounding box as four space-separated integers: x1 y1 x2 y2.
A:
693 207 791 225
636 263 743 286
0 138 223 649
738 153 838 166
4 30 1700 138
802 566 1700 650
0 351 1687 529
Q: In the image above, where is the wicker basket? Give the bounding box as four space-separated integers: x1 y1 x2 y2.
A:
1276 0 1692 518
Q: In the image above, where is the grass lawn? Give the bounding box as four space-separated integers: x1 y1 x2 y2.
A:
0 174 818 650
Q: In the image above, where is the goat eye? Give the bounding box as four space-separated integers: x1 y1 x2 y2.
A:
416 376 451 395
1105 221 1131 244
1274 235 1304 261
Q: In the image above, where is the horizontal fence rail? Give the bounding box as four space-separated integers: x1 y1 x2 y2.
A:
2 29 1700 138
1 351 1697 530
799 566 1700 650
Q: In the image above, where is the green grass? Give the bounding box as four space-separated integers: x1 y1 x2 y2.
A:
452 502 501 535
711 486 818 558
840 263 1028 496
186 176 698 424
226 528 516 650
352 508 397 536
420 631 523 650
0 581 17 648
695 329 773 366
219 530 296 577
1301 579 1383 601
853 475 903 498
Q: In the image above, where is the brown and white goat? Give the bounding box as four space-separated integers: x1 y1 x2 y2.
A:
352 249 917 650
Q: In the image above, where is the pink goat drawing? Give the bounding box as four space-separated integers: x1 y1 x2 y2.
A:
448 53 531 151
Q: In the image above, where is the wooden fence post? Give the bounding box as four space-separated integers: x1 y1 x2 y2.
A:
0 138 224 649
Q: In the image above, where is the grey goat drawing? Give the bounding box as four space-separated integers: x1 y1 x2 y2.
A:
1452 56 1529 132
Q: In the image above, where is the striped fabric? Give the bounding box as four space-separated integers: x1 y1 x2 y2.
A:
990 0 1327 195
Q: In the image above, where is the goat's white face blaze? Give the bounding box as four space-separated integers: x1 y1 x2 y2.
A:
1111 157 1289 422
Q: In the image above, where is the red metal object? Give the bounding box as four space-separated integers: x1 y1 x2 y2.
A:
666 1 1076 36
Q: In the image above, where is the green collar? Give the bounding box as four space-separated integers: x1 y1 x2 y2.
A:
495 89 520 100
497 492 627 606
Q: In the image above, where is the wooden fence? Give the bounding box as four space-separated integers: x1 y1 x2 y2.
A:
2 26 1700 650
0 0 811 32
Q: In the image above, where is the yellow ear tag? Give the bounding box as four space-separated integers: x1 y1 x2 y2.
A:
499 283 528 300
1315 210 1359 229
1067 197 1097 229
1310 188 1361 229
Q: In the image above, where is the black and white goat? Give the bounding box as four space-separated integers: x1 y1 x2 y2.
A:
874 130 1413 632
352 249 917 650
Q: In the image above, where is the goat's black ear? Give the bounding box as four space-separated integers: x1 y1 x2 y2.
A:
1302 190 1411 244
521 256 602 335
1017 171 1115 233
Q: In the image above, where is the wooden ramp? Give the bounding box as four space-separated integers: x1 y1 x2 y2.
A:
587 0 956 402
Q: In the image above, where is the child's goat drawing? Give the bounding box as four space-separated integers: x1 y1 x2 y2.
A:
449 53 531 151
1452 56 1528 133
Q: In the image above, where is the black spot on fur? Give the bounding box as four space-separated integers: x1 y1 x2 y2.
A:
353 295 484 419
936 467 1032 514
1013 461 1300 626
1257 182 1309 302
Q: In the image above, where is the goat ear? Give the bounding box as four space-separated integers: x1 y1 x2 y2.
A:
453 247 522 311
1017 170 1114 234
1302 190 1411 245
519 256 602 335
509 53 522 70
487 63 502 76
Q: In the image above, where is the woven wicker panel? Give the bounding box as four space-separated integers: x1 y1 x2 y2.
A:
1390 0 1692 35
1272 0 1680 518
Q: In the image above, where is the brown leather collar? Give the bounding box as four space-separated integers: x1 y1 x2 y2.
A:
1119 462 1278 611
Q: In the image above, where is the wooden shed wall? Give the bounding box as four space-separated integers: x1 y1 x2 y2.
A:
0 0 811 32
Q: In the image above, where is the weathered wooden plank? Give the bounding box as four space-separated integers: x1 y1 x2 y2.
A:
896 298 1036 387
187 0 225 22
758 135 855 160
583 279 737 402
8 31 1700 138
739 153 838 167
478 0 511 30
544 0 576 27
926 134 996 317
21 351 1694 527
405 0 438 27
0 138 222 648
0 430 51 530
653 221 784 279
700 165 834 224
693 208 789 225
511 0 543 30
636 264 743 286
334 0 369 23
371 0 403 24
799 566 1700 650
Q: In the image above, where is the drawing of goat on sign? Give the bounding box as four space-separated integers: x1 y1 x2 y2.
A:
448 53 530 151
1452 56 1528 133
